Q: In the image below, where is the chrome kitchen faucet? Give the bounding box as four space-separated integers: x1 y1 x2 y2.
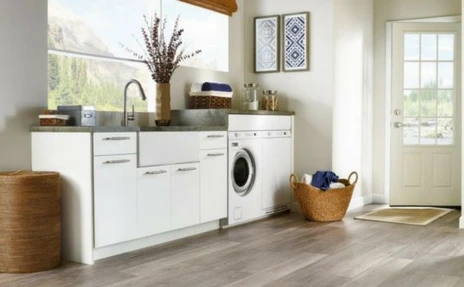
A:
122 79 147 126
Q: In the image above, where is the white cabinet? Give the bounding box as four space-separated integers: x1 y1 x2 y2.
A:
94 132 137 156
171 163 200 230
200 149 227 223
262 132 292 212
137 166 171 238
94 154 137 248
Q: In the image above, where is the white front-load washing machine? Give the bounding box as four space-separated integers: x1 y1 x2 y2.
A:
226 131 263 226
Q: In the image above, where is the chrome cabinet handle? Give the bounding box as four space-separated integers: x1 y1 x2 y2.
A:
207 135 225 138
177 167 197 172
207 153 225 157
103 159 130 165
103 137 131 141
144 170 167 176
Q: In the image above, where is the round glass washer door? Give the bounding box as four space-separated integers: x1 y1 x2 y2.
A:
232 149 255 196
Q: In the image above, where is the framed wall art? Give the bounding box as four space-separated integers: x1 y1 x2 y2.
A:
254 15 280 73
283 12 310 72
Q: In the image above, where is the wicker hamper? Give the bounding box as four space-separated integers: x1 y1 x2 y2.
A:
290 172 358 222
0 171 61 273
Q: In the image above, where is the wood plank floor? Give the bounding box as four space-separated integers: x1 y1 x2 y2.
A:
2 204 464 287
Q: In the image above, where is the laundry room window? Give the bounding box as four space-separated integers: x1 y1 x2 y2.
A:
47 0 229 111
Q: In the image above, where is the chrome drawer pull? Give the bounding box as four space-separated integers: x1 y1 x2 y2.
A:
208 153 225 157
103 137 131 141
144 170 167 176
177 167 197 172
207 135 225 138
103 159 130 165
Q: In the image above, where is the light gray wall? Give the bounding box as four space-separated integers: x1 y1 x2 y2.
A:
372 0 461 201
244 0 335 176
0 0 48 171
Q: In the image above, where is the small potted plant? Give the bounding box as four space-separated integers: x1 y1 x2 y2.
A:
123 14 201 126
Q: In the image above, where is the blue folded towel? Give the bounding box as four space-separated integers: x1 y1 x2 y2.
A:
311 171 339 191
201 82 232 92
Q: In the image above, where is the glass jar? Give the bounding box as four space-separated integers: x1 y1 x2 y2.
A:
242 83 259 111
262 90 279 111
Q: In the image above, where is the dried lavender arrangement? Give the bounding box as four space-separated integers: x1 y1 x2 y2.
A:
121 14 201 125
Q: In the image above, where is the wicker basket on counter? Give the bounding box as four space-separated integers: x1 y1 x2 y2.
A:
189 92 232 109
0 171 61 273
290 172 358 222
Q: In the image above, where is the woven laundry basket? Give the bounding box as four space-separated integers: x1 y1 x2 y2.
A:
0 171 61 273
290 172 358 222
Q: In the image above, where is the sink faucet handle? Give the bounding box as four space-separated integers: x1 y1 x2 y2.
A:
127 105 135 121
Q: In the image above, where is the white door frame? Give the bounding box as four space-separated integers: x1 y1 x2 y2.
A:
384 15 462 206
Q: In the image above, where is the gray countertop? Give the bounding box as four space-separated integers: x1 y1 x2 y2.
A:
31 109 294 133
30 125 228 133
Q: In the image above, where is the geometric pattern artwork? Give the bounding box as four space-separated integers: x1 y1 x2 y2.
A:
255 16 280 73
283 12 310 71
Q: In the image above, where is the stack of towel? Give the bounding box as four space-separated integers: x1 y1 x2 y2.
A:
301 171 345 191
190 82 233 98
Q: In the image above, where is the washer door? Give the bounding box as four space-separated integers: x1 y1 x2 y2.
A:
232 149 255 196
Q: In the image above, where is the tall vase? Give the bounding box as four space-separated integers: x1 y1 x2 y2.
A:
155 83 171 126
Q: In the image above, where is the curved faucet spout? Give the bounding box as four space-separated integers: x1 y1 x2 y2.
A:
122 79 147 126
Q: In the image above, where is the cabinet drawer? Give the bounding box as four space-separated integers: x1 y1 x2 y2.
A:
94 133 137 156
200 131 227 150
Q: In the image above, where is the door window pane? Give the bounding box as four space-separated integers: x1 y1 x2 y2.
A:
421 34 437 60
420 90 436 117
420 118 437 145
438 62 454 89
404 118 419 145
404 90 419 117
405 34 420 60
437 118 453 145
438 34 454 61
404 62 420 89
421 62 437 88
438 90 453 117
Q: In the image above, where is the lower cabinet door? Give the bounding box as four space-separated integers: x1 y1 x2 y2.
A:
94 154 137 248
171 163 200 230
200 149 227 223
137 166 171 238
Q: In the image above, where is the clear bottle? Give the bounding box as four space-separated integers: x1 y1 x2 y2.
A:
242 83 259 110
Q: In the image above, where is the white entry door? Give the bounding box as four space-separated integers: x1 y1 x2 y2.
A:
391 22 461 206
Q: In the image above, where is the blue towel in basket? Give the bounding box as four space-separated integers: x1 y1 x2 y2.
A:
201 82 232 92
311 171 339 191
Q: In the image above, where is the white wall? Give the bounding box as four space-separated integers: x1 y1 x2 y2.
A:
373 0 461 202
333 0 374 201
244 0 335 176
0 0 245 172
0 0 48 171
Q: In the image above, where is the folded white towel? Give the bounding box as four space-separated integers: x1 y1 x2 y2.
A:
190 83 204 93
301 174 312 185
329 182 345 189
301 173 345 189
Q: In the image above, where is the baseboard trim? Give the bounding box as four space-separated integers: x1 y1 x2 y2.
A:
372 194 388 204
348 195 373 210
93 221 220 261
460 217 464 229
